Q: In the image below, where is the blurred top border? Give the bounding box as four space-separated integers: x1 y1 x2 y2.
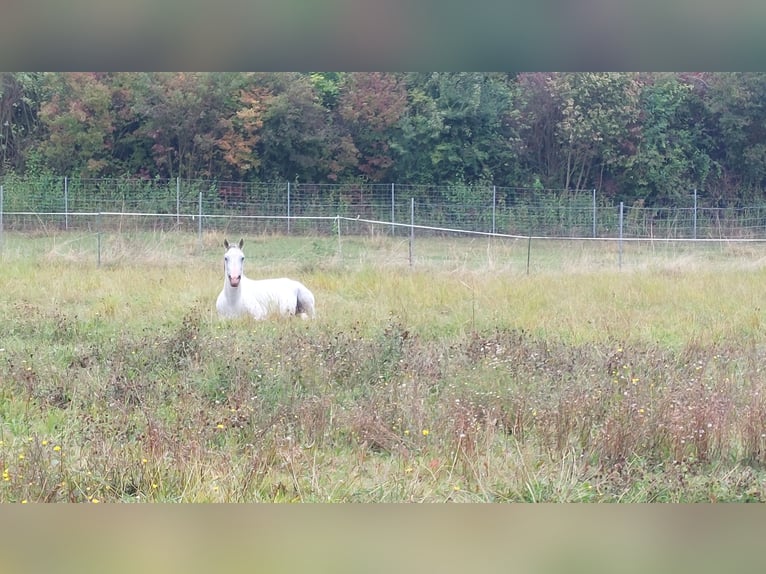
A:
1 0 764 71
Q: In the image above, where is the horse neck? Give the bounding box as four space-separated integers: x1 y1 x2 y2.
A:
223 277 244 302
223 274 248 305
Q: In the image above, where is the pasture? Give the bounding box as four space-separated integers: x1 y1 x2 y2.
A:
2 230 766 502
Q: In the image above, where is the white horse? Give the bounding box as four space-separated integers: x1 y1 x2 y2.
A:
216 238 316 320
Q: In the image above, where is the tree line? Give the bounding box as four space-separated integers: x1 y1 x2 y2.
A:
2 72 766 206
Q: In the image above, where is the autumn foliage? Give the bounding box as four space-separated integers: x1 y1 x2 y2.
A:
3 72 766 206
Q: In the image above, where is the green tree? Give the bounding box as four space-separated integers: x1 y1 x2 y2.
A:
512 72 565 188
132 72 228 179
307 72 346 109
388 74 445 184
619 73 716 205
703 72 766 202
390 73 514 185
37 72 115 177
0 72 44 175
336 72 408 182
212 75 270 180
104 72 156 177
256 73 355 182
552 72 642 192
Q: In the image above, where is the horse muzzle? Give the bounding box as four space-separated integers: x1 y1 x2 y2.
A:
228 275 241 287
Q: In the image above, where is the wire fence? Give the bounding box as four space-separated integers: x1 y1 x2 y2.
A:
3 176 766 243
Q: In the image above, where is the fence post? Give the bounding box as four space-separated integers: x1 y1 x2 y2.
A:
287 181 291 235
492 185 497 234
526 235 532 275
693 188 697 239
198 191 203 244
97 212 102 267
64 176 69 230
619 202 624 270
409 198 414 267
592 188 597 238
391 183 395 236
526 203 533 275
176 177 180 226
336 215 342 257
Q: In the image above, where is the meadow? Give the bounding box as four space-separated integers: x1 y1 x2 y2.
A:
2 230 766 502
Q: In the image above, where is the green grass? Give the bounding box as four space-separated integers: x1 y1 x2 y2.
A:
2 230 766 502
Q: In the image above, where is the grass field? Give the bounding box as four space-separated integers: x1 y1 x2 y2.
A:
2 230 766 502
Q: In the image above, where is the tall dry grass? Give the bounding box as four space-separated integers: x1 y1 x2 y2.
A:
2 231 766 502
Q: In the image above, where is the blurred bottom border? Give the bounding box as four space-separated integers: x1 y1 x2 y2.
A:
1 504 764 574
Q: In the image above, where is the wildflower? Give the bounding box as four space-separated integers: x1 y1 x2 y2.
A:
91 498 100 504
422 429 430 437
18 454 24 460
216 423 224 429
141 458 148 464
404 429 410 436
21 499 28 504
53 445 61 452
42 440 48 446
152 483 158 490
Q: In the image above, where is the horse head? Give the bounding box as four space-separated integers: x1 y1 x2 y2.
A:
223 238 245 288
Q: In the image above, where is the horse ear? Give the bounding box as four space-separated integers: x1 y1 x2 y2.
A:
238 238 244 249
223 238 230 249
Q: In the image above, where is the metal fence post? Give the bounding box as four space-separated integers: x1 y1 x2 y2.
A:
287 181 291 235
592 188 597 238
409 198 414 267
198 191 203 243
64 176 69 230
492 185 497 234
619 202 624 270
176 177 180 226
0 184 4 249
336 214 342 257
526 235 532 275
391 183 395 236
693 188 697 239
97 212 102 267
